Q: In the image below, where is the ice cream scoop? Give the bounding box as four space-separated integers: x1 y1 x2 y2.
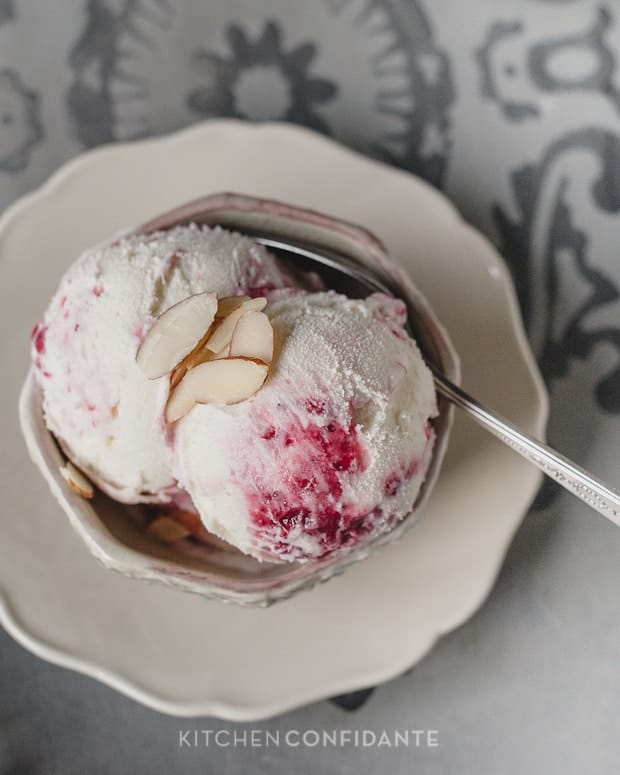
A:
31 222 438 563
31 224 288 504
174 291 437 562
21 192 460 603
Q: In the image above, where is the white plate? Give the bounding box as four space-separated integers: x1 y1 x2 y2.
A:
0 120 548 719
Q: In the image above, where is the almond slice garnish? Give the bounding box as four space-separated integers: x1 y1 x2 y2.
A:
229 310 274 363
168 339 207 392
147 515 191 543
60 461 94 499
136 291 218 379
167 508 204 536
214 344 231 359
206 297 267 354
167 296 265 389
215 295 251 318
170 340 231 391
165 357 269 422
165 378 197 423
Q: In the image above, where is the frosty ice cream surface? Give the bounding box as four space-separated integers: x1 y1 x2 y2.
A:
32 224 437 562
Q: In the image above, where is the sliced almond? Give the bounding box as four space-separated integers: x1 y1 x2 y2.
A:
215 295 251 318
136 292 218 379
170 340 232 391
147 515 190 543
213 344 231 359
206 297 267 354
169 361 189 393
60 461 94 499
167 508 204 536
166 379 198 423
229 310 274 363
193 357 269 404
166 357 268 422
169 341 207 392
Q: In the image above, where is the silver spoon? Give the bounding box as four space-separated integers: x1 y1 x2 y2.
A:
250 232 620 525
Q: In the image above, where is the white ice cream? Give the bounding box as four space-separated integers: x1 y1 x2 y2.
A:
32 224 287 503
174 291 437 561
33 225 437 563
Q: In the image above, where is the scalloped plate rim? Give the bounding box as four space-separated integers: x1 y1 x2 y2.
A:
0 119 549 720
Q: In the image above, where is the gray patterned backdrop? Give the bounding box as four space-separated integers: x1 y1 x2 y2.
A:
1 2 620 773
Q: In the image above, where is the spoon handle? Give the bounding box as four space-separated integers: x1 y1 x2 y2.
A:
433 370 620 524
251 232 620 522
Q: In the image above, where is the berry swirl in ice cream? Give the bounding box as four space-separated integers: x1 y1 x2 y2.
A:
31 224 437 563
31 224 286 505
175 292 436 561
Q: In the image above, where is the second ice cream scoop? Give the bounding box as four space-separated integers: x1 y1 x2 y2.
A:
174 291 437 562
255 232 620 525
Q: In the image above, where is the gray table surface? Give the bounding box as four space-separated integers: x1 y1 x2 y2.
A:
2 1 620 773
